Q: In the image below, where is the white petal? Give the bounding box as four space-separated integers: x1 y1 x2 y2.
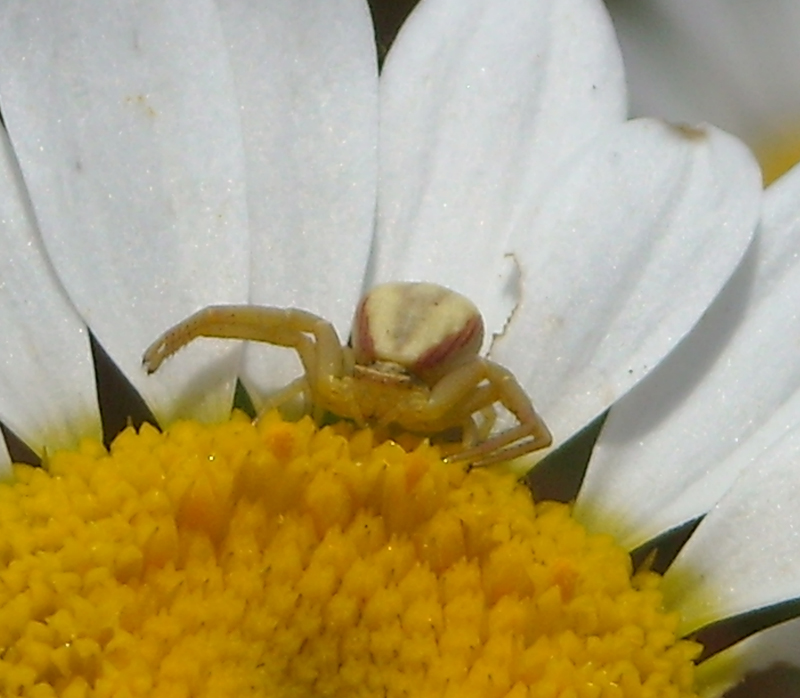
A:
575 157 800 549
492 119 760 447
0 0 251 425
696 616 800 698
214 0 378 398
663 434 800 635
610 0 800 141
372 0 626 336
0 126 100 466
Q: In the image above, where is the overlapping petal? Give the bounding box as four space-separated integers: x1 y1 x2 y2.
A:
373 0 627 336
214 0 378 398
576 157 800 549
371 0 760 449
657 427 800 695
0 128 100 467
562 150 800 695
664 433 800 633
0 0 381 421
648 166 800 684
493 119 760 444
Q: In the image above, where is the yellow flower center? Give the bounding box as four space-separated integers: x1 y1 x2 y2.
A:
755 123 800 185
0 413 701 697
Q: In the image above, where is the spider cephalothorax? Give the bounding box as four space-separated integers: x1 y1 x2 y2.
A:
143 282 552 466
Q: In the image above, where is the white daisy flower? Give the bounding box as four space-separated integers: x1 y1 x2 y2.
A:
605 0 800 183
0 0 774 695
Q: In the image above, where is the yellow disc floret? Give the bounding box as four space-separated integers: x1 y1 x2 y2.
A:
0 413 700 697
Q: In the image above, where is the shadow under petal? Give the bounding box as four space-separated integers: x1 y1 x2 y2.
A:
90 331 159 448
0 421 41 467
525 411 607 503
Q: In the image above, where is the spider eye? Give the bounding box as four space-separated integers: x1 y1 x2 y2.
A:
352 282 484 384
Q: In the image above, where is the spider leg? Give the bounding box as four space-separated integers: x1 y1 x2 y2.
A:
442 381 498 447
254 375 310 420
413 360 493 425
461 415 479 448
142 305 345 398
434 359 552 466
445 359 551 467
459 406 496 448
474 405 497 444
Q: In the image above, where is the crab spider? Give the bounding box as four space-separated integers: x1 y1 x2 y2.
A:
143 282 552 467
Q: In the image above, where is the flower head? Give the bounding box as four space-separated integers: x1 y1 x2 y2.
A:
0 0 786 696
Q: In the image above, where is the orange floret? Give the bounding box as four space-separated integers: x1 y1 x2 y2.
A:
0 413 701 697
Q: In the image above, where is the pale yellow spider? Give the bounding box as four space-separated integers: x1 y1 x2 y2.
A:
143 282 552 467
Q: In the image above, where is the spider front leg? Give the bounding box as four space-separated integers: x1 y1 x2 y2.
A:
142 305 346 412
446 359 552 467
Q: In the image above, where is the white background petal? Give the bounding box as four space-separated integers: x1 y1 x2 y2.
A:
0 126 100 464
608 0 800 143
576 160 800 549
491 119 760 446
0 0 251 425
372 0 626 337
214 0 378 399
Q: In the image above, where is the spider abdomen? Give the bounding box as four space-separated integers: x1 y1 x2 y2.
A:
352 282 484 385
